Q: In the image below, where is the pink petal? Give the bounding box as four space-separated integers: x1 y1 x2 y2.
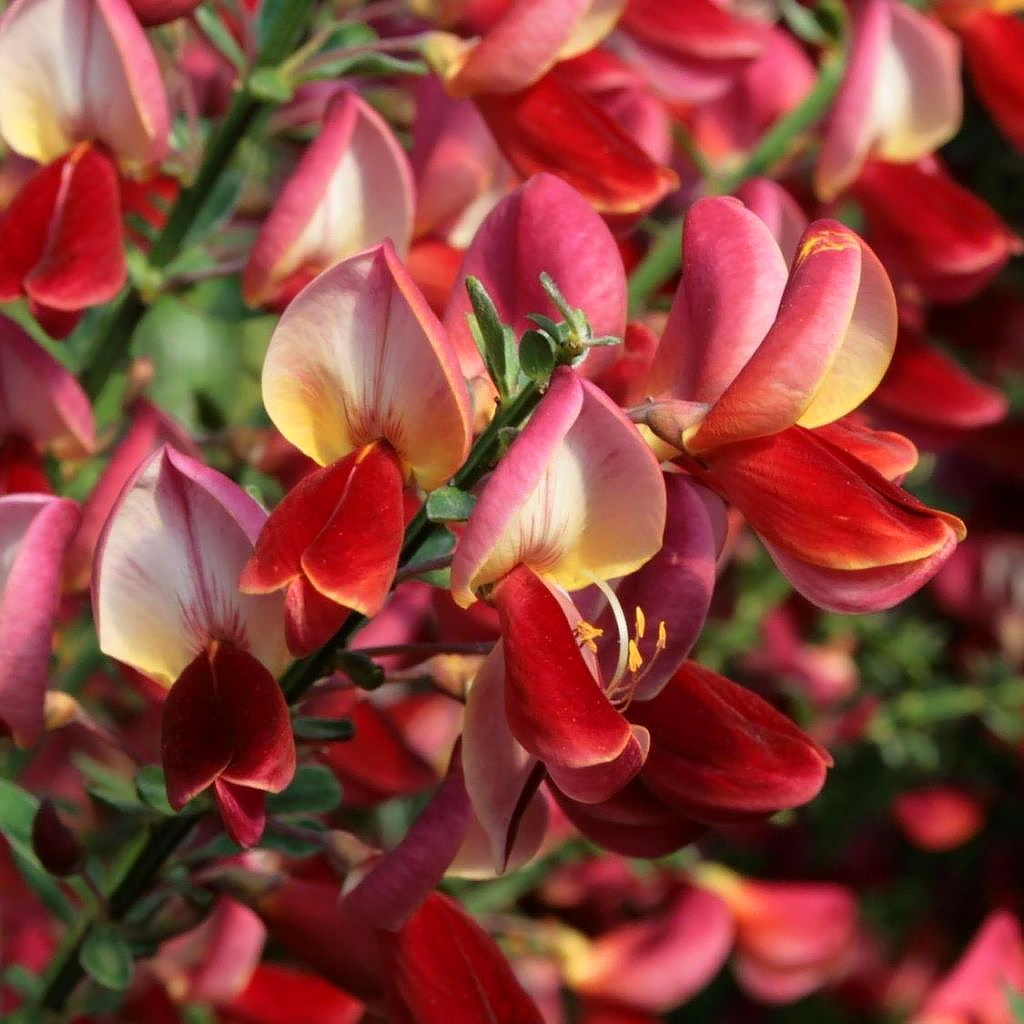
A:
686 221 897 452
570 885 734 1013
243 90 414 308
0 0 169 175
735 179 809 267
0 493 79 745
64 400 197 591
93 447 289 687
443 173 627 381
461 644 546 873
261 242 471 491
0 314 94 454
815 0 961 200
451 368 666 603
646 197 788 406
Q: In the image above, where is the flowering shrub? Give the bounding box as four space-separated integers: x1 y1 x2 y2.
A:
0 1 1022 1021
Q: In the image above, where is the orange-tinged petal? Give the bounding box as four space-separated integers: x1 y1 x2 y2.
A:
0 0 169 175
261 242 471 490
685 222 896 451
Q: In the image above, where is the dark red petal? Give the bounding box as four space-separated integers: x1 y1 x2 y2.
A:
213 641 296 795
551 779 705 858
239 454 360 594
475 71 677 215
300 442 406 618
628 662 830 823
213 778 267 849
494 565 645 804
161 648 234 809
0 436 50 495
381 892 544 1024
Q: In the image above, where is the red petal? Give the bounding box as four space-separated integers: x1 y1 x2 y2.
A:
239 455 360 594
284 576 351 657
226 965 364 1024
381 892 544 1024
300 442 406 617
494 565 646 803
213 778 267 849
628 662 830 823
475 71 677 215
0 144 124 315
162 648 234 809
699 425 962 570
552 779 705 857
959 11 1024 153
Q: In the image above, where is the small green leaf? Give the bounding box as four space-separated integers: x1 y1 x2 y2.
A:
519 330 557 383
183 171 244 248
292 717 356 742
76 756 141 813
80 925 134 991
266 763 342 816
426 486 477 523
524 313 562 342
303 53 426 80
195 5 246 71
465 277 519 400
135 765 174 815
1006 985 1024 1023
400 528 455 587
249 67 293 103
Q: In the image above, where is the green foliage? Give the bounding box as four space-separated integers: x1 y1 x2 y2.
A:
79 925 134 991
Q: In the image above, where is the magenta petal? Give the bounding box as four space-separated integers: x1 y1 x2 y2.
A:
647 196 788 405
213 778 267 849
443 173 627 380
0 493 79 746
595 474 725 700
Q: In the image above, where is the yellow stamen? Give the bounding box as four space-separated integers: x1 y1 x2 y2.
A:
627 639 643 673
634 606 646 640
656 621 667 652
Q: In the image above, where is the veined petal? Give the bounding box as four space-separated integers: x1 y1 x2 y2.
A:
0 0 169 175
812 416 919 481
475 70 678 215
686 222 896 452
93 447 289 687
0 493 79 746
701 426 964 571
646 197 788 405
443 173 627 381
451 368 665 603
261 242 471 490
0 315 94 455
493 565 647 804
243 90 414 308
629 662 831 823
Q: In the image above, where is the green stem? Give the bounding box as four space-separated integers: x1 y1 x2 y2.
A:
38 815 198 1012
79 0 313 403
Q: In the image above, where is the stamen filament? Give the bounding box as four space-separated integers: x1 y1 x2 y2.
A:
592 577 629 692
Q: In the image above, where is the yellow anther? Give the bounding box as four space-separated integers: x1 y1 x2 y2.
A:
656 621 667 652
574 620 604 653
627 639 644 673
634 606 646 640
